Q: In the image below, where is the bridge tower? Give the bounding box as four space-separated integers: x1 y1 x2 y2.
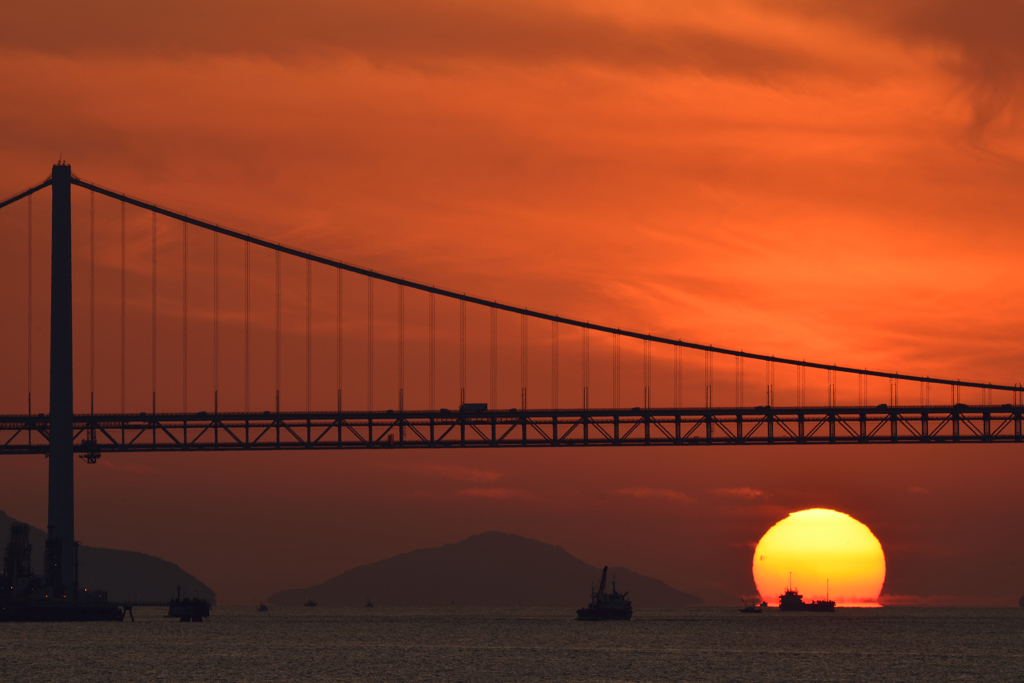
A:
46 162 75 593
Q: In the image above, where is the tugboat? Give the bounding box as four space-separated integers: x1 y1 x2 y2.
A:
739 598 762 613
778 574 835 612
576 566 632 621
304 598 317 607
167 585 211 622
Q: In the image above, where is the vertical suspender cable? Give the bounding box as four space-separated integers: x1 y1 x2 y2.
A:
612 333 621 409
550 320 558 410
829 368 836 407
151 212 157 414
428 293 436 410
705 350 710 409
121 202 126 413
582 328 590 409
275 252 281 413
796 365 801 407
91 195 97 414
740 355 744 408
306 260 312 412
182 221 188 413
736 356 740 408
490 308 498 408
460 301 467 406
673 346 681 409
364 276 372 411
703 349 713 409
709 351 714 408
644 340 652 409
214 233 220 412
26 195 32 417
678 347 684 408
520 313 527 410
790 366 798 409
336 269 342 412
244 243 250 412
398 286 405 411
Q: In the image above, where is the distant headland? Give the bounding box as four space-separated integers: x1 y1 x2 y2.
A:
0 510 216 605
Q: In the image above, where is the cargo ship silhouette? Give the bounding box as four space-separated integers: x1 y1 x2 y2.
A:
778 574 835 612
576 566 632 620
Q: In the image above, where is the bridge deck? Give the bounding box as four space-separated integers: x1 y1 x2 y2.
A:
1 405 1021 453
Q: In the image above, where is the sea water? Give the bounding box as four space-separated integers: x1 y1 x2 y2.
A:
1 606 1022 681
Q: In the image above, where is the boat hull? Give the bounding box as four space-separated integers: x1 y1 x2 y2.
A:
779 601 835 612
576 607 632 621
0 601 124 622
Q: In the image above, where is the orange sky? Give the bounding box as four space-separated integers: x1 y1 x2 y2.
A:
2 0 1024 605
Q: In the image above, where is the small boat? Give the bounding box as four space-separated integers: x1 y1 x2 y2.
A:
364 599 374 608
576 566 632 621
739 598 762 613
257 602 268 612
304 598 317 607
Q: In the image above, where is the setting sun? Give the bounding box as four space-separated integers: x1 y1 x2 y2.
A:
753 509 885 607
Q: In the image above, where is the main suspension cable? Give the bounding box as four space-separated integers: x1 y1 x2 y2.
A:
70 175 1017 392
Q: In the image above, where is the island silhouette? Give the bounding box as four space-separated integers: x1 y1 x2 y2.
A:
270 531 700 607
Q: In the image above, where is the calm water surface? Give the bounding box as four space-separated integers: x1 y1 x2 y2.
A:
1 606 1022 681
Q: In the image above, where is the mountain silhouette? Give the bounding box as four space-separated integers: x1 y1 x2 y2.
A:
0 509 216 604
269 531 700 607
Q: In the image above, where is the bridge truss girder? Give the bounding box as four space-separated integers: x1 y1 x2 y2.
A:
1 405 1021 454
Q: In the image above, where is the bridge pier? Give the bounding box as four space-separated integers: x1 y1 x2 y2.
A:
47 163 75 593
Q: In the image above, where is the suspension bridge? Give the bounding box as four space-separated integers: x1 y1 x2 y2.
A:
2 162 1022 589
2 162 1023 457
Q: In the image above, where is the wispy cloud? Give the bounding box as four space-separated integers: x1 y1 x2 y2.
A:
781 0 1024 141
712 487 766 500
378 462 504 484
99 460 158 475
616 486 695 503
879 593 1006 607
420 464 504 483
456 487 535 500
2 0 822 83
